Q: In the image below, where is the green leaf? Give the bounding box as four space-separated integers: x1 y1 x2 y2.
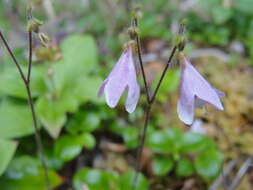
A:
36 96 67 138
0 66 47 99
0 156 62 190
0 100 34 138
119 170 148 190
194 149 224 179
53 35 98 91
61 35 98 72
147 128 183 155
146 131 173 153
211 6 232 24
36 34 102 138
139 15 171 39
122 127 139 149
176 158 194 177
36 35 101 138
75 76 103 103
54 133 95 162
181 132 209 153
80 133 96 149
234 0 253 14
73 168 115 190
152 156 174 176
0 139 18 176
67 111 101 134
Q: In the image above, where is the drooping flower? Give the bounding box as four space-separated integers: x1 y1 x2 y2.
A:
98 46 140 113
177 52 224 125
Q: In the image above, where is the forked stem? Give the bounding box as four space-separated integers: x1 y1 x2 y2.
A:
0 31 51 190
131 19 179 188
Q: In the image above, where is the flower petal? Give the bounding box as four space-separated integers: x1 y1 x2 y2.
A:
125 83 140 113
177 66 195 125
214 88 225 97
104 51 130 108
97 79 108 97
124 48 140 113
183 57 224 110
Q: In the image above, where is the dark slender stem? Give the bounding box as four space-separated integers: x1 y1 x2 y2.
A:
0 32 27 83
27 31 32 83
150 46 177 103
132 105 151 189
0 30 51 190
26 85 51 190
131 38 178 190
134 17 150 103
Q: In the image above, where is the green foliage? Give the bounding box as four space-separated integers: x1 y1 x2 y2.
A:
147 130 174 153
67 111 101 134
180 132 211 153
0 66 46 99
119 171 149 190
176 158 194 177
36 96 67 138
54 133 95 162
194 149 224 179
0 139 18 176
0 156 62 190
234 0 253 14
152 156 174 176
121 127 139 149
36 34 102 138
154 70 180 103
148 128 223 180
73 168 149 190
0 100 34 138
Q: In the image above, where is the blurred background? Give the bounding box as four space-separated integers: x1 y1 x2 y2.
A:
0 0 253 189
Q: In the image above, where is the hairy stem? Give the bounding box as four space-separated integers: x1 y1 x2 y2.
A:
0 31 51 190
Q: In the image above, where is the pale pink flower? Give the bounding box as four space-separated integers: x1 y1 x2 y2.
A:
177 52 224 125
98 47 140 113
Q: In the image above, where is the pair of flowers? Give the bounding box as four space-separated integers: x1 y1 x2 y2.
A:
98 44 224 125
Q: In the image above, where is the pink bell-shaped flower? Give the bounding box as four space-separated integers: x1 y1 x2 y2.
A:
177 52 224 125
98 46 140 113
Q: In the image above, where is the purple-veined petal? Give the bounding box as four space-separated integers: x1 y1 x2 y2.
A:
97 79 108 97
125 83 140 113
98 46 140 112
125 70 140 113
125 47 140 113
177 65 195 125
104 50 130 108
182 56 224 110
195 88 224 108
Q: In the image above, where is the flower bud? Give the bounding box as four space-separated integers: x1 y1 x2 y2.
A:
127 27 139 39
26 18 43 33
175 35 186 51
38 32 50 46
